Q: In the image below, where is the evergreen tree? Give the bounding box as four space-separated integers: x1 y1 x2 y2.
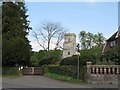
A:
2 1 32 66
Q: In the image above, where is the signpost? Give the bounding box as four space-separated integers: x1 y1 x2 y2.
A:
76 44 80 79
77 53 80 79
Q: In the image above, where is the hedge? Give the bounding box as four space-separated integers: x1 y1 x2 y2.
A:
2 67 20 76
60 55 78 66
60 55 86 67
43 65 87 81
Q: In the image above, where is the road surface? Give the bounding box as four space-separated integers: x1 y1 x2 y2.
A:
2 75 119 88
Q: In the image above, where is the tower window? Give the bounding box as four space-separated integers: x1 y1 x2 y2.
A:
68 38 70 42
68 52 70 55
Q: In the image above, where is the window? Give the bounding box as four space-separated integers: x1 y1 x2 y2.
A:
110 41 116 47
68 38 70 42
68 52 70 55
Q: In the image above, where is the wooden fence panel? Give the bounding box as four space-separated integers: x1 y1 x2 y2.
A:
22 67 43 75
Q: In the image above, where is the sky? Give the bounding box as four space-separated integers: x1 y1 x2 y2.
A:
25 1 119 51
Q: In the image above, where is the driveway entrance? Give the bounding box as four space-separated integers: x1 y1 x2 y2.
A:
22 67 43 75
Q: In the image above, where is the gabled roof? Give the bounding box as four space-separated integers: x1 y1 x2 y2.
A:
118 26 120 36
102 27 120 54
107 27 120 42
107 31 118 41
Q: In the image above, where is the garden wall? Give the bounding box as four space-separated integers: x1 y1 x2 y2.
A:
86 62 120 84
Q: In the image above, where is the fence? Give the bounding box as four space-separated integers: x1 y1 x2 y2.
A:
21 67 43 75
86 62 120 84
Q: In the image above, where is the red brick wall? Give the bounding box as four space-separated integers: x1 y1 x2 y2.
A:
103 41 111 53
103 36 120 53
116 36 120 46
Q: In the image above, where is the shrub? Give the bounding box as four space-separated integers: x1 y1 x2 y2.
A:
44 65 77 78
102 47 119 65
60 55 86 67
60 55 78 66
79 46 104 65
2 67 20 76
30 50 62 66
43 65 87 81
39 57 53 66
79 66 87 82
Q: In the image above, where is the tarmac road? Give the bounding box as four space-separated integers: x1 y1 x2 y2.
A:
2 75 119 88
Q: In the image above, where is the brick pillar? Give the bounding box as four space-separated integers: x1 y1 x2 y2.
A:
32 67 34 75
86 62 92 83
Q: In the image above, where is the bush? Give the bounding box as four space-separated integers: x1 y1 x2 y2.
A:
2 67 20 76
80 46 104 65
44 65 77 78
79 66 87 82
60 55 86 67
102 47 119 65
39 57 53 66
60 55 78 66
30 50 62 66
43 65 87 81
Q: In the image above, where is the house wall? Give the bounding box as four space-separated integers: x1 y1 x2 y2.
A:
116 36 120 46
103 41 111 53
103 36 120 53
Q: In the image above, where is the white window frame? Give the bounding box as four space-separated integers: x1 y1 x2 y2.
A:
110 40 116 47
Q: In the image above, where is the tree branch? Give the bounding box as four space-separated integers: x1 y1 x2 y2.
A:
32 31 46 50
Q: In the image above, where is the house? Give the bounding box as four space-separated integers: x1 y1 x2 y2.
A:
102 27 120 53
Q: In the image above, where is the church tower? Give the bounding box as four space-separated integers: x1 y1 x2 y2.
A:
63 33 77 58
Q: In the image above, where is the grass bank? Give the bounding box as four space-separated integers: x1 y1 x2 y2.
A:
44 72 86 84
2 74 21 78
2 67 21 78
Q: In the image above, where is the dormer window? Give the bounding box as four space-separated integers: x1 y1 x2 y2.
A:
110 40 116 47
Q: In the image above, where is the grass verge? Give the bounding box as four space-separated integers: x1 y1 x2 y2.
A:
44 72 86 84
2 74 21 78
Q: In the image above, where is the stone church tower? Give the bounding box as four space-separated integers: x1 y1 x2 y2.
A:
63 33 77 58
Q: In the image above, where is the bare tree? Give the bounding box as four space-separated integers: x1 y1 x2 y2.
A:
54 31 65 50
33 21 66 51
33 31 46 50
